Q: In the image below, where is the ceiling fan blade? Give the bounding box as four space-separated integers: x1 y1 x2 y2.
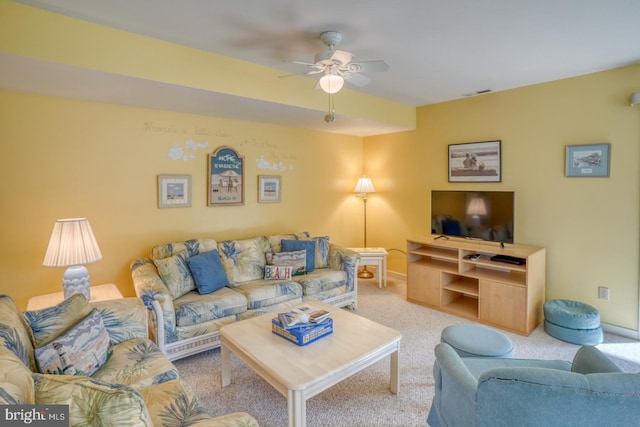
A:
347 60 390 73
330 49 353 65
290 60 320 67
342 72 371 87
279 69 325 79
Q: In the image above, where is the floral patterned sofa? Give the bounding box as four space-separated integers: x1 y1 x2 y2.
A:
0 294 258 427
131 232 358 361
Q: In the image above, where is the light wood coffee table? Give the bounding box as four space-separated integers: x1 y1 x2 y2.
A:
220 301 401 427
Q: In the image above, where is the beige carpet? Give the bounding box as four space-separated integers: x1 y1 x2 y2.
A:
174 277 640 427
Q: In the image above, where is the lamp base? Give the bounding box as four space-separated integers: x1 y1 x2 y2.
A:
358 266 375 279
62 265 91 300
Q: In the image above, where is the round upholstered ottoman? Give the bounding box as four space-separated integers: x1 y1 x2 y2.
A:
441 324 514 358
544 299 603 345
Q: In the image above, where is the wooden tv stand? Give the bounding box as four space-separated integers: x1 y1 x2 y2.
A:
406 237 545 335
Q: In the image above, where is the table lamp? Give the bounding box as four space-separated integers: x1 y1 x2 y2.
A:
43 218 102 300
354 175 376 279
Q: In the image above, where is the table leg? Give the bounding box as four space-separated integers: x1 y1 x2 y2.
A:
288 389 305 427
390 347 399 394
383 256 387 287
221 343 230 387
377 259 382 288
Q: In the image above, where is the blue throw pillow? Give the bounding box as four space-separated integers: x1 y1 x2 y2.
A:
186 250 229 294
281 239 315 273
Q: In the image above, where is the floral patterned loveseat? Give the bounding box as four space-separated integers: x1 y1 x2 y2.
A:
0 294 258 427
131 232 358 361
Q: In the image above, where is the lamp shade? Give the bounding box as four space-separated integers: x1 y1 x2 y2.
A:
43 218 102 267
467 197 488 216
354 176 376 195
631 91 640 106
319 74 344 94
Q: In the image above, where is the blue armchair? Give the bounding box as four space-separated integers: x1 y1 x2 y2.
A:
428 342 640 427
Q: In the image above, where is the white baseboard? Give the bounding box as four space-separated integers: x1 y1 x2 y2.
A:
602 322 640 340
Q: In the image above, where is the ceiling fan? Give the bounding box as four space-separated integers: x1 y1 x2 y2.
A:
284 31 390 94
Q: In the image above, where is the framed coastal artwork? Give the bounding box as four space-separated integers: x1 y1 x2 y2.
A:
258 175 282 203
448 140 502 182
158 175 191 208
208 146 244 206
565 143 610 177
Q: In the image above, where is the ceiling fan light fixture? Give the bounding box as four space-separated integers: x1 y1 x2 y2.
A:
319 74 344 94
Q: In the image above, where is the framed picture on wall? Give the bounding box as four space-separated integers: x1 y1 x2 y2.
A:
258 175 282 203
448 140 502 182
565 143 610 177
208 146 245 206
158 175 191 208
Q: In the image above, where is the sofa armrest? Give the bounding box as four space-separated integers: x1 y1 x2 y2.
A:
328 244 359 292
431 343 479 427
90 298 149 344
571 345 622 374
130 259 176 346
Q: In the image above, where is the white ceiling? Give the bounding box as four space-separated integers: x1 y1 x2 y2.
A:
5 0 640 136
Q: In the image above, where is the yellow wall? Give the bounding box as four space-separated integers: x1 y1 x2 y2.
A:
0 90 365 309
365 64 640 330
0 0 415 131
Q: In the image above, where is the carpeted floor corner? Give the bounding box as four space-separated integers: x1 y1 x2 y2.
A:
174 277 640 427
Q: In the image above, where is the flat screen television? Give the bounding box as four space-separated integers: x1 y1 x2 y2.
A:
431 190 515 244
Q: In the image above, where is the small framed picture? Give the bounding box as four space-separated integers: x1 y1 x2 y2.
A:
158 175 191 208
448 140 501 182
258 175 282 203
565 143 611 177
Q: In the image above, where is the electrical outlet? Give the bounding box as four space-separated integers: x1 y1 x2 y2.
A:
598 286 609 301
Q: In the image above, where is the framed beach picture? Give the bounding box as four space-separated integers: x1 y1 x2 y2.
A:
258 175 282 203
448 140 502 182
158 175 191 208
565 143 610 177
208 146 244 206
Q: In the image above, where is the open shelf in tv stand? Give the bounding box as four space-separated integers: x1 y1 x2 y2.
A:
406 236 546 335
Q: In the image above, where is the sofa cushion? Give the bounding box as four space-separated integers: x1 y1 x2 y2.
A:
91 337 178 389
186 250 229 294
230 279 303 310
90 298 148 345
33 374 152 427
173 287 248 327
266 233 299 253
295 269 347 296
23 293 91 347
150 238 218 261
282 239 316 272
0 295 36 370
268 249 307 275
138 379 211 427
154 252 196 299
218 236 270 283
0 346 34 404
35 308 113 376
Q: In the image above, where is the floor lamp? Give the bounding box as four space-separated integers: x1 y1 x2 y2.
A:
354 175 375 279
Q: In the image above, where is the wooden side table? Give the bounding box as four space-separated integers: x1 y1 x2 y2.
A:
348 247 388 288
26 283 123 311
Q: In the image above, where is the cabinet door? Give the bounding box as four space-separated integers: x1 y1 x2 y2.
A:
479 280 526 332
407 264 440 306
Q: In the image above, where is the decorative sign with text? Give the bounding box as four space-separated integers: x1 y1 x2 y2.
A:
208 146 244 206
